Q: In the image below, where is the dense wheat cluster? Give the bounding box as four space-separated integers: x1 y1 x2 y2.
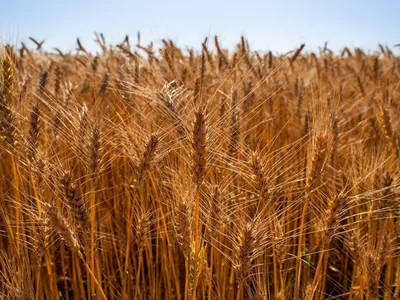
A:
0 34 399 299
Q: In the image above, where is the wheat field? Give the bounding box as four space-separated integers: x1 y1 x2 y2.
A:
0 35 399 299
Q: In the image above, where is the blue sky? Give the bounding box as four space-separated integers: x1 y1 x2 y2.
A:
1 0 399 54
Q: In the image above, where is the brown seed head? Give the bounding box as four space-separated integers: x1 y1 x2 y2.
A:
192 109 207 187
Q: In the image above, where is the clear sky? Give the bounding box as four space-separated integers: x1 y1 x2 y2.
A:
1 0 399 54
